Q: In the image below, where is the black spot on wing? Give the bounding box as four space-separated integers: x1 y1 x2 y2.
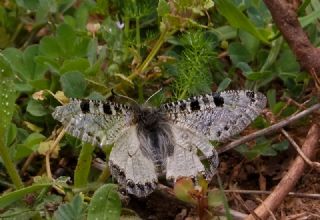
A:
103 103 112 115
246 91 255 102
213 93 224 107
179 101 187 111
190 99 200 111
80 100 90 113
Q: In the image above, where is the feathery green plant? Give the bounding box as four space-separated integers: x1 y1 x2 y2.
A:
172 31 217 99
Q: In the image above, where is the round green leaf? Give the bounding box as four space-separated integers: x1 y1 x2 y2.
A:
87 184 121 220
60 71 87 98
53 194 84 220
26 99 48 117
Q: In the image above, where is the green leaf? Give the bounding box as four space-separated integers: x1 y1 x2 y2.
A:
0 56 23 189
245 71 273 80
56 24 77 57
2 48 25 79
60 58 90 74
6 123 17 147
15 133 46 160
260 37 283 72
217 78 231 92
271 140 289 152
0 57 16 141
300 9 320 27
87 184 121 220
210 25 237 41
272 101 285 114
236 138 276 160
275 48 300 73
3 45 47 81
16 0 39 11
0 183 51 208
208 190 225 207
228 42 253 64
157 0 170 17
74 143 94 188
239 30 260 58
53 194 84 220
215 0 269 44
173 178 196 204
60 71 87 98
26 99 48 117
39 36 62 58
267 89 276 109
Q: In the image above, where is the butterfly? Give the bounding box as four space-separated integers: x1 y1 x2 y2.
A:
52 90 266 197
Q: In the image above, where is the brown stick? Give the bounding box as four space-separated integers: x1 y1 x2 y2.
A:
245 124 320 220
223 189 320 200
263 0 320 75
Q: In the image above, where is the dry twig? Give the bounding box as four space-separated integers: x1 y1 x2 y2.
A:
45 129 66 180
281 129 320 172
223 189 320 200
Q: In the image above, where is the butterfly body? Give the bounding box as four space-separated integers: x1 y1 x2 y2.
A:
52 90 266 197
134 106 174 174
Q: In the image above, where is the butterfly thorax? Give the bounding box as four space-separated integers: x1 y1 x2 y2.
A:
134 106 174 174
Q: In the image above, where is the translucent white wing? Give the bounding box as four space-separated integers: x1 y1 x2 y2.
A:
52 99 133 146
109 125 158 197
166 124 219 181
161 90 266 141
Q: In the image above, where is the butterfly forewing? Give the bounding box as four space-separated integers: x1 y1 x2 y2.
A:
52 99 133 146
161 90 267 142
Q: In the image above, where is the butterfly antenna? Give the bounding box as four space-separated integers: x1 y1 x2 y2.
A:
111 89 139 105
145 88 163 104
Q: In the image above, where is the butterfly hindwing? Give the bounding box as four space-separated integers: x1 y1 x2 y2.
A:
109 125 158 197
166 125 219 181
162 90 266 142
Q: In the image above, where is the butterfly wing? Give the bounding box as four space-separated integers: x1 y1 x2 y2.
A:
166 124 218 181
162 90 266 142
109 125 158 197
52 99 134 146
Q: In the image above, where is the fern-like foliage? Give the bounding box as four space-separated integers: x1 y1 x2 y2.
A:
172 31 217 99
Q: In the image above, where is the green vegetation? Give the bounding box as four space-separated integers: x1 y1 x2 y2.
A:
0 0 319 219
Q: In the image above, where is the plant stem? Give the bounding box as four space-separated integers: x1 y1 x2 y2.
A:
134 27 169 77
0 140 23 189
136 16 141 55
97 166 111 183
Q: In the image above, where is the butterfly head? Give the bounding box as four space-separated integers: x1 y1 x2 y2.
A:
134 106 167 129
